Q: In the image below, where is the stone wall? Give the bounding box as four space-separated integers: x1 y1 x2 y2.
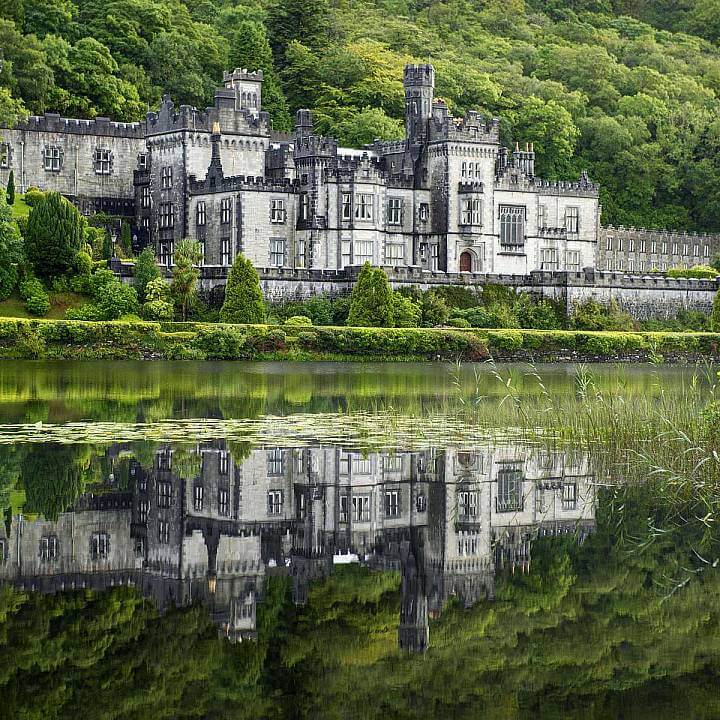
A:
112 260 719 320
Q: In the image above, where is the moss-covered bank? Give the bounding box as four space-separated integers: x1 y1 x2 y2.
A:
1 318 720 362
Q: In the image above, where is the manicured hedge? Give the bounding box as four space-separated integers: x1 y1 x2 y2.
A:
1 319 719 361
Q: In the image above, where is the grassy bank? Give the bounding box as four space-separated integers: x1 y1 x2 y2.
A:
1 318 720 362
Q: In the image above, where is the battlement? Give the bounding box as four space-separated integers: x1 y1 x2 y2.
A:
431 109 500 144
188 173 298 194
602 225 720 242
11 113 145 138
495 171 600 197
458 181 485 194
223 68 264 86
294 134 339 160
404 63 435 87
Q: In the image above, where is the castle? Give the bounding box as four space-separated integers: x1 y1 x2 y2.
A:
2 63 719 300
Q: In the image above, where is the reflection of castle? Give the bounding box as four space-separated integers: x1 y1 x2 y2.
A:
0 443 595 647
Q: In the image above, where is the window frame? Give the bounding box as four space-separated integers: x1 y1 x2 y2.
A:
43 145 63 172
499 205 526 248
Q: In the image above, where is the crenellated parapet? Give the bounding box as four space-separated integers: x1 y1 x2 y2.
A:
8 113 145 138
188 173 298 195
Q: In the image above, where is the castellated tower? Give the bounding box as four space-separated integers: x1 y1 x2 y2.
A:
404 64 435 145
223 68 264 117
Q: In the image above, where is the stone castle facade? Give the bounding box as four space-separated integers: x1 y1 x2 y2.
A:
2 63 719 287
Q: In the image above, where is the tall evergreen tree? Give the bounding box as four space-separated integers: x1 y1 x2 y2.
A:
0 191 25 300
268 0 329 63
228 20 292 132
6 169 15 205
25 191 85 279
119 220 132 256
133 247 161 303
220 253 266 324
347 263 394 327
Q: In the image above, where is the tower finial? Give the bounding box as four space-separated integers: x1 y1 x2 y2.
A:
212 121 221 135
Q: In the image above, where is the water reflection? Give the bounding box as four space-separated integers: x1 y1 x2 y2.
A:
0 442 595 649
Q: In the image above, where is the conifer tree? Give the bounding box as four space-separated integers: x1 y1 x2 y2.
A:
120 221 132 256
24 191 85 279
347 263 394 327
220 253 266 324
268 0 329 62
0 191 24 300
133 246 160 303
6 170 15 205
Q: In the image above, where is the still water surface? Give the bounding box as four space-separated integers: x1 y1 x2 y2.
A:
0 361 718 719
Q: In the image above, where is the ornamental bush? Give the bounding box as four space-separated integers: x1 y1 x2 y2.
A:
25 192 86 279
19 277 50 316
142 278 174 321
0 193 25 300
667 265 719 279
392 292 421 328
133 247 161 303
712 291 720 332
220 253 266 324
284 315 313 327
347 263 394 327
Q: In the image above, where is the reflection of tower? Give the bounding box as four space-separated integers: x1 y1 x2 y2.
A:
398 528 429 653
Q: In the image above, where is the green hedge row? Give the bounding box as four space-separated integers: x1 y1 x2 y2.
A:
1 319 719 361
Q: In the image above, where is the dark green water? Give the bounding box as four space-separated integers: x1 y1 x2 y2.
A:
0 361 718 719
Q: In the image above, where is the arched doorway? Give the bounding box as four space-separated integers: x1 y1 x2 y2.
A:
459 251 472 272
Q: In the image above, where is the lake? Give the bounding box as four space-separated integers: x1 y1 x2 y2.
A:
0 361 718 719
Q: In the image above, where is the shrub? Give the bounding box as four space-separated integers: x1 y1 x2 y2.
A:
431 286 481 310
712 290 720 333
220 253 266 324
667 265 719 279
454 303 518 328
487 330 524 352
191 326 247 359
142 278 174 321
14 324 46 358
25 292 51 316
392 292 421 328
515 294 562 330
421 291 450 327
23 188 44 207
25 192 86 279
331 296 351 325
570 299 634 331
0 192 25 300
347 263 394 327
447 317 471 328
284 315 313 327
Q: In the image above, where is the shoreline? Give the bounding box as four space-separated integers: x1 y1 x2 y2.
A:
1 318 719 363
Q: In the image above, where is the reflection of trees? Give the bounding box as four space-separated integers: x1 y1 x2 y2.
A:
21 444 94 520
0 446 23 516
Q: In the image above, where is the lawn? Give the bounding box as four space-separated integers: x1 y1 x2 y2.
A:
0 291 88 320
7 194 30 221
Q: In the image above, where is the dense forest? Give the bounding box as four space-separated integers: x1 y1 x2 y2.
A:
3 0 720 231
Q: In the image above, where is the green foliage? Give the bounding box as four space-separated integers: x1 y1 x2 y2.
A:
667 265 720 279
0 192 25 300
348 263 394 327
119 221 132 256
133 247 160 303
22 187 43 207
18 276 50 316
171 238 202 321
220 253 266 324
142 277 174 320
5 170 15 205
284 315 313 327
25 191 86 279
421 291 450 327
66 268 139 320
712 290 720 332
570 299 635 331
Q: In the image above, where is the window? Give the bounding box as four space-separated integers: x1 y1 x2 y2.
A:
388 197 403 225
355 240 373 264
566 250 581 271
159 522 170 544
651 240 657 254
694 244 700 256
196 201 206 227
341 193 352 221
159 240 174 267
565 207 579 233
460 198 482 226
161 166 173 189
141 186 151 209
537 204 547 229
672 242 679 255
220 197 232 225
419 203 429 222
640 239 646 253
138 153 148 170
459 490 478 518
628 238 635 252
158 481 172 508
353 496 370 522
496 466 523 513
271 198 286 223
540 247 558 270
218 450 229 475
353 457 372 474
194 484 204 512
461 161 467 178
43 145 63 172
267 448 284 476
683 244 689 256
385 243 405 262
384 490 400 518
499 205 525 247
159 202 174 229
221 238 230 265
90 533 110 560
138 500 149 523
296 238 306 267
268 490 283 515
618 237 623 252
0 143 10 168
606 236 613 251
416 494 427 512
662 242 668 254
0 539 6 565
93 148 112 175
562 482 577 510
270 238 286 267
299 193 310 221
40 535 59 561
340 495 349 523
218 489 229 516
628 258 635 273
158 450 172 471
704 245 710 257
355 193 373 221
